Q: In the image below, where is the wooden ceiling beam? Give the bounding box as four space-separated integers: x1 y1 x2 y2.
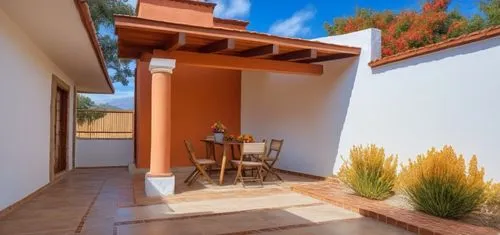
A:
239 44 279 58
115 15 362 55
274 49 317 61
299 53 357 63
153 49 323 76
164 32 186 52
198 38 235 53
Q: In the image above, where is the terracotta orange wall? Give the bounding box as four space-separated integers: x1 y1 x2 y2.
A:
137 0 214 27
136 62 241 168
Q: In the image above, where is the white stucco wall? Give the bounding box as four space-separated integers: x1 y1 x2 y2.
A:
242 29 500 181
0 8 76 210
241 29 380 177
336 36 500 181
76 139 134 167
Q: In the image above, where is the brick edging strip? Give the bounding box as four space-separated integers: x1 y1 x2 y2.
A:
291 182 498 235
75 179 107 233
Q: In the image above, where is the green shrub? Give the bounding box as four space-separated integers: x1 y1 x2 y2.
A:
338 144 398 200
398 146 489 219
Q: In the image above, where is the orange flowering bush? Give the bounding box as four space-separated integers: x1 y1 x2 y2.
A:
325 0 497 57
398 146 489 218
338 145 398 200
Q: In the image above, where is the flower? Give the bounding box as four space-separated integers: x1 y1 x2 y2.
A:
237 134 255 143
211 121 227 133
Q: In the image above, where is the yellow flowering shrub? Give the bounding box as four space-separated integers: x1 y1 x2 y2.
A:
338 145 398 200
398 145 488 219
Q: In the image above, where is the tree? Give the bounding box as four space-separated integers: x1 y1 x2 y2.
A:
324 0 500 57
88 0 135 85
481 0 500 26
76 95 106 124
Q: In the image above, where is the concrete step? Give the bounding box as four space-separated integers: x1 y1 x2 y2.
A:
115 192 321 223
116 204 365 235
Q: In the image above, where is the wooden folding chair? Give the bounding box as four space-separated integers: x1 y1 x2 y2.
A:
262 139 284 181
184 140 217 186
231 143 266 187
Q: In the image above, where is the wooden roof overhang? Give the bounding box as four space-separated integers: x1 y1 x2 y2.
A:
115 15 361 76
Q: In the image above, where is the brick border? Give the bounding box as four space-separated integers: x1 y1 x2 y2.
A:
292 181 498 235
74 179 107 233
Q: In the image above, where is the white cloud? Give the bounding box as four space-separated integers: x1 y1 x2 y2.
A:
210 0 251 19
268 6 316 38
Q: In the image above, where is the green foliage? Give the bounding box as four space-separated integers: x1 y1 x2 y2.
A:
76 95 106 124
88 0 135 86
468 15 487 33
481 0 500 26
338 145 398 200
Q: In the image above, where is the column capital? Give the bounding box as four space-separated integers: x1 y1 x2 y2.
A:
149 58 176 74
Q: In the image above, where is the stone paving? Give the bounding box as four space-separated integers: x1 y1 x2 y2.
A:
0 168 414 235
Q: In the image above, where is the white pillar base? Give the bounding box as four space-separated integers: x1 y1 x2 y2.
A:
145 174 175 197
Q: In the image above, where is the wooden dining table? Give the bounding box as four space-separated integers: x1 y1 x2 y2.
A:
200 139 241 185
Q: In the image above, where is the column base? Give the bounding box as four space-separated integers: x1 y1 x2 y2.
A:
145 173 175 197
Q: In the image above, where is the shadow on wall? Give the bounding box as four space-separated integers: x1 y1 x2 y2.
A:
372 37 500 74
319 57 360 176
242 56 360 177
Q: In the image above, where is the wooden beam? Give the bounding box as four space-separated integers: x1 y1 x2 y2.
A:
299 53 357 63
274 49 317 61
198 38 235 53
153 50 323 76
115 15 362 55
240 44 279 57
139 52 152 62
164 32 186 52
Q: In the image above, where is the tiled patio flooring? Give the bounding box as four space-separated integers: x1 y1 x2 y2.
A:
0 168 414 235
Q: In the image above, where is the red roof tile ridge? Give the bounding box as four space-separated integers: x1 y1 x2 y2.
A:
369 25 500 68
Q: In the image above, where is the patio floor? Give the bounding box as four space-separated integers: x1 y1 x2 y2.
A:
0 168 414 235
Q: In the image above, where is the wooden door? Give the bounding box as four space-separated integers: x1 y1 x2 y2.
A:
54 87 68 174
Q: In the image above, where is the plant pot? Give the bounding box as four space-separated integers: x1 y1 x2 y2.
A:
214 132 224 143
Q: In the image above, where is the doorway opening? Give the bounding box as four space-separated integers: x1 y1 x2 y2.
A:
50 75 70 180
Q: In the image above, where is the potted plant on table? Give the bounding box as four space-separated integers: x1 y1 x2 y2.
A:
211 121 226 143
237 134 255 143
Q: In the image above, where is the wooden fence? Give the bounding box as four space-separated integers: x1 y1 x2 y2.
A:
76 109 134 139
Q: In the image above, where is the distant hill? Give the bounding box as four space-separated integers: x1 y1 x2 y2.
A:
95 103 122 110
104 97 134 110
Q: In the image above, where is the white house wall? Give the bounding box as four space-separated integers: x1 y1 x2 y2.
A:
242 29 500 181
337 36 500 181
76 139 133 168
241 29 380 177
0 8 76 211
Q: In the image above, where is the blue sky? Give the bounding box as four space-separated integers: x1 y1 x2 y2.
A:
86 0 482 108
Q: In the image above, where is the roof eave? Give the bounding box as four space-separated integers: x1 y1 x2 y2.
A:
75 0 114 94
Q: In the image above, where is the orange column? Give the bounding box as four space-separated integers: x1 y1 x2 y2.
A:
147 58 176 178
